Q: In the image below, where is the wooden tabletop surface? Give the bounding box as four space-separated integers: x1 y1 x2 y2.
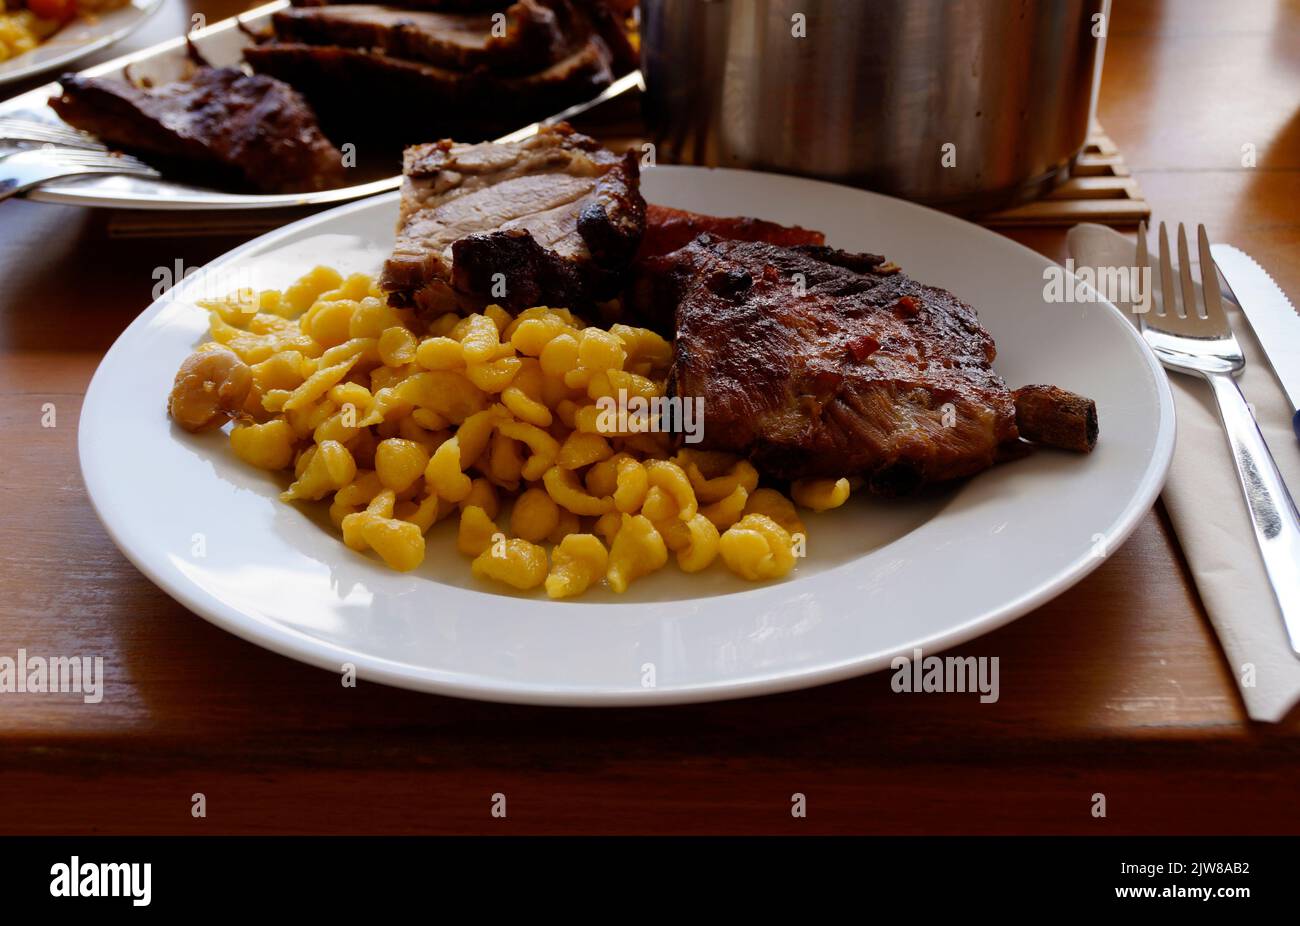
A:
2 0 1298 835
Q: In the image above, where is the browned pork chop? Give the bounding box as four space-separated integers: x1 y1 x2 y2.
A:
381 124 645 313
649 236 1026 495
48 67 345 194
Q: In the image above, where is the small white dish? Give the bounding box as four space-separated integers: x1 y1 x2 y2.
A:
0 0 164 86
78 166 1176 705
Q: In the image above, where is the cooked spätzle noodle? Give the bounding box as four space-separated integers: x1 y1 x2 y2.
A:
166 266 852 597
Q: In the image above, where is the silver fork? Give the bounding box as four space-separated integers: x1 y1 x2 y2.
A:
0 117 106 150
1138 220 1300 656
0 147 160 203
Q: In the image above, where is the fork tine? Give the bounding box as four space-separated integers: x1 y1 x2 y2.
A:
0 118 101 146
1 126 56 141
35 151 159 176
1135 220 1151 317
0 118 61 131
1177 223 1201 319
0 118 51 133
47 150 152 170
32 131 102 148
11 125 81 140
41 154 119 168
1157 222 1178 318
1197 224 1229 328
49 150 123 162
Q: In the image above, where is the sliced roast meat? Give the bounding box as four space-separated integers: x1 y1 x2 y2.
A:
269 1 575 74
243 33 614 145
291 0 513 10
48 67 345 193
284 0 638 73
381 123 645 313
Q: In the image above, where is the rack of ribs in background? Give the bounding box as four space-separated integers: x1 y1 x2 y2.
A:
243 0 637 146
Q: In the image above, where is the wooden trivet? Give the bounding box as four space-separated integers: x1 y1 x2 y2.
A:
980 124 1150 227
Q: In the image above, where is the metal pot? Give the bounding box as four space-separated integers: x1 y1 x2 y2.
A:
640 0 1106 213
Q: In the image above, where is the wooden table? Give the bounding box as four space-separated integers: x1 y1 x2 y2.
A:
2 0 1298 835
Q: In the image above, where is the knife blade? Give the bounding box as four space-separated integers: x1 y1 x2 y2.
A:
1210 244 1300 440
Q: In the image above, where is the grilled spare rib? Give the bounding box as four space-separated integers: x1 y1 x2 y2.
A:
652 236 1096 495
48 67 345 194
268 1 572 73
381 124 645 313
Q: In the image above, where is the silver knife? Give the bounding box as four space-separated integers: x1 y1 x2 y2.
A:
1211 244 1300 441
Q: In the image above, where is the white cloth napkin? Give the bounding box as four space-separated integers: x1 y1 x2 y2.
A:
1068 223 1300 722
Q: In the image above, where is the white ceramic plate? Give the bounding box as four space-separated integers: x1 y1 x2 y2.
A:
0 0 163 86
79 167 1176 705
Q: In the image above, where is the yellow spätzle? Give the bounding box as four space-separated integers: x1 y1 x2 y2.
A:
700 484 749 530
791 477 852 512
472 538 548 590
425 436 473 502
458 505 500 557
375 438 431 493
230 418 295 471
675 513 721 573
282 440 356 501
545 533 609 599
719 514 796 581
168 266 851 595
543 465 613 517
606 514 667 593
510 487 561 543
743 488 807 536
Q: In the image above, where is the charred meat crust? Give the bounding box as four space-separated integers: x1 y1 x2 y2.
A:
1012 384 1099 453
575 162 648 265
381 124 645 312
451 228 589 308
48 67 345 194
660 236 1023 493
